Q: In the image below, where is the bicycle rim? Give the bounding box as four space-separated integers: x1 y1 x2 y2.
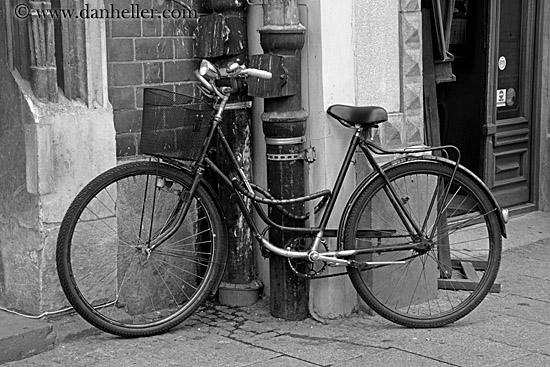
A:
56 162 227 337
344 161 502 327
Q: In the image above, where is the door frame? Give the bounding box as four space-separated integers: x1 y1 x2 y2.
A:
483 0 543 214
532 0 547 212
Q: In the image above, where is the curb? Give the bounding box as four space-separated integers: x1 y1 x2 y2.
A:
0 310 98 364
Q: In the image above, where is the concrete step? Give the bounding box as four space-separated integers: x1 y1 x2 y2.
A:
0 309 98 364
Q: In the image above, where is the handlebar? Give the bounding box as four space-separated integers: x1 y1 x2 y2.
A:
244 68 272 80
194 69 214 93
195 60 272 98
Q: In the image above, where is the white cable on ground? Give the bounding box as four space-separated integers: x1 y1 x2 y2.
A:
0 305 74 319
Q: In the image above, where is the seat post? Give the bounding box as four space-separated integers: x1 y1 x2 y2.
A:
357 125 373 140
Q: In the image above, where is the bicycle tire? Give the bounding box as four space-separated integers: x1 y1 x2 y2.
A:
344 160 501 328
56 161 227 337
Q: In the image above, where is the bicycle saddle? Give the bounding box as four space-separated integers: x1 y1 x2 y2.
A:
327 104 388 127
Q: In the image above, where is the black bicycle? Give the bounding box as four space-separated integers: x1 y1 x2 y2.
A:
56 60 507 337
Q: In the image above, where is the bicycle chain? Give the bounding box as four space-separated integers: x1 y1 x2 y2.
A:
290 253 424 280
263 232 424 279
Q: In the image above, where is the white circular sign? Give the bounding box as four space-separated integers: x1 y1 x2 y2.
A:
498 56 507 71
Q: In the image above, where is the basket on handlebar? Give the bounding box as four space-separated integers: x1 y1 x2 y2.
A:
140 88 214 161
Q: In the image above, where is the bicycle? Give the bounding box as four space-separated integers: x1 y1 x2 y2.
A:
56 60 507 337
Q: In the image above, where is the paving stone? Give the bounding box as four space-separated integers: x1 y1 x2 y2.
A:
3 228 550 367
498 353 550 367
455 314 550 355
333 348 454 367
247 355 319 367
251 333 385 366
499 253 550 280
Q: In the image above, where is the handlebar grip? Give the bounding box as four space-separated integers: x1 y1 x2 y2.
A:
246 69 272 80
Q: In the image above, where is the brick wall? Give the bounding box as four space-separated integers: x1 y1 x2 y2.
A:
106 0 202 157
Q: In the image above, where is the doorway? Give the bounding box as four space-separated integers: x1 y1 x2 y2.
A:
437 0 538 209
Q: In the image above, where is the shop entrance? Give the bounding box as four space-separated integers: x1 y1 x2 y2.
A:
437 0 538 209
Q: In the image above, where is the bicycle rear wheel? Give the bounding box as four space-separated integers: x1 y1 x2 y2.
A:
56 161 227 337
344 160 502 327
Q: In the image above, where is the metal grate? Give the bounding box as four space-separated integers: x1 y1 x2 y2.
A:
140 88 213 161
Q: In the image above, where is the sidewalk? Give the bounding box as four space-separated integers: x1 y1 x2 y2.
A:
1 211 550 366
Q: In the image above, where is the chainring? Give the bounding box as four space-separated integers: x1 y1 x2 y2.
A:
286 235 329 278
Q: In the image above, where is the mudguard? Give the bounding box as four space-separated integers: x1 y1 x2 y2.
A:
336 156 507 251
161 161 227 220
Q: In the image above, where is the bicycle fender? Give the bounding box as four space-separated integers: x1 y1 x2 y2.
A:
404 156 507 238
337 156 507 250
162 162 228 222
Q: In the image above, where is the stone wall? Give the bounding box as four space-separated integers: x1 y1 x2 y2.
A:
0 23 43 311
0 0 116 314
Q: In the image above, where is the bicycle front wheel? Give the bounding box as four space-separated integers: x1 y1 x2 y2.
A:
56 161 227 337
344 160 502 328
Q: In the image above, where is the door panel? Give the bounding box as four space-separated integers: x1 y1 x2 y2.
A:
484 0 536 208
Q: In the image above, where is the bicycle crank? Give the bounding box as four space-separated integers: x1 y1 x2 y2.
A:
286 235 329 278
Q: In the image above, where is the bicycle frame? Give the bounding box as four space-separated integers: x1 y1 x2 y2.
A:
57 61 508 336
151 92 464 267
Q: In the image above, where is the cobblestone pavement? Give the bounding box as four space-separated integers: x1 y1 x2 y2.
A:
3 230 550 366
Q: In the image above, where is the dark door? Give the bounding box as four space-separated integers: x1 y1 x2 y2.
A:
484 0 537 208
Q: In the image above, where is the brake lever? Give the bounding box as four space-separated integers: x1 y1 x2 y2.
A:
196 84 216 99
230 77 239 93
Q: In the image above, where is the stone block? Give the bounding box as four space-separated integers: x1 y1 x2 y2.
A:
162 18 197 37
110 18 141 38
104 0 132 10
133 0 153 8
174 82 195 96
109 86 136 110
143 62 163 84
117 132 139 156
404 117 424 145
174 37 194 59
114 109 142 134
164 60 198 82
381 114 404 147
401 11 422 50
107 38 134 62
403 84 422 111
142 18 162 37
135 38 173 60
112 62 143 86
